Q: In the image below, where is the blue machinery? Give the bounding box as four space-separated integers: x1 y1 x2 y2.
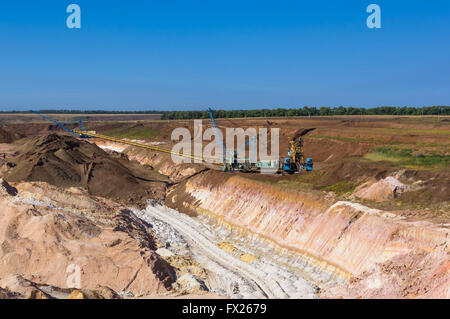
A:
32 111 92 139
207 108 228 171
281 128 315 173
32 111 82 137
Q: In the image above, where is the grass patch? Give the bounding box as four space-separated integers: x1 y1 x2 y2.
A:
310 135 375 143
101 126 160 140
319 180 358 196
377 127 450 136
365 146 450 168
405 128 450 135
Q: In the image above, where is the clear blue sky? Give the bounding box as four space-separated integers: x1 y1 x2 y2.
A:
1 0 449 111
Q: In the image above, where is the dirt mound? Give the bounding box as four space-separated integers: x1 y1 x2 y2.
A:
0 127 16 143
0 182 176 296
396 169 450 204
321 249 450 299
0 278 122 299
0 287 19 299
66 286 121 299
4 134 168 206
353 176 410 202
0 276 52 299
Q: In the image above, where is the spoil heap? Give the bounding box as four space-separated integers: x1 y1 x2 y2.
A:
0 127 16 143
0 180 176 298
4 134 168 205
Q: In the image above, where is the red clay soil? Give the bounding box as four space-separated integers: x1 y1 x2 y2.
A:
3 134 169 206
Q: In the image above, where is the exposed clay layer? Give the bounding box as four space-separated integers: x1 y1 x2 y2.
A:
124 145 207 182
168 172 449 298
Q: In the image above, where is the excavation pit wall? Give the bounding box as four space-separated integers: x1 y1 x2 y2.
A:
167 171 449 293
90 142 449 296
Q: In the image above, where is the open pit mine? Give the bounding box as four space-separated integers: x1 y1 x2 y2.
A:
0 115 448 300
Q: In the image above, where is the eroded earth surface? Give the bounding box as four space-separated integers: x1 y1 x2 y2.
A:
0 116 448 299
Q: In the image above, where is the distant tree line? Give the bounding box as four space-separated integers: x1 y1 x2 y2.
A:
1 106 449 118
161 106 450 120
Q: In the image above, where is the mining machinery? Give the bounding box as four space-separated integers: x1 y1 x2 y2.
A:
282 128 315 173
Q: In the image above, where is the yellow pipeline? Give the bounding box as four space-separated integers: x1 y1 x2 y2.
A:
73 129 223 166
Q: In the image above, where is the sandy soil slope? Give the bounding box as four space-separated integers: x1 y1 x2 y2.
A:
0 180 176 297
168 172 449 298
0 114 447 299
